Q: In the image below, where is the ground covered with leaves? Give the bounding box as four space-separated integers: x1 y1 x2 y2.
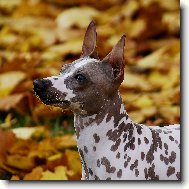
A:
0 0 180 180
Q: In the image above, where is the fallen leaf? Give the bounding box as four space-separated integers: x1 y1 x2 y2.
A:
0 71 26 97
23 166 43 180
41 166 68 180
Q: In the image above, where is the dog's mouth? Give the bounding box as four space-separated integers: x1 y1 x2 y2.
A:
42 99 70 106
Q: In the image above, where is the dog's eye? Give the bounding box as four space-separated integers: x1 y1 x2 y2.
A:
74 74 86 81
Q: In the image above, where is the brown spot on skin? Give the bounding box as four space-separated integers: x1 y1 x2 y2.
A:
116 152 120 159
130 137 135 150
165 150 168 155
169 136 174 141
176 172 180 180
111 138 121 151
175 140 178 144
94 175 100 180
144 168 148 180
135 169 139 177
124 154 127 159
130 160 138 171
75 126 80 139
123 133 127 142
164 156 169 165
84 146 88 153
97 159 100 167
106 177 111 180
169 151 176 164
117 169 122 178
93 133 100 143
141 152 145 161
167 166 175 177
88 168 93 176
93 146 96 151
164 143 168 150
124 161 128 168
144 137 149 144
79 149 89 179
136 125 143 135
106 122 131 143
128 128 134 140
146 129 162 164
101 157 116 173
160 154 164 161
138 138 141 145
148 164 159 180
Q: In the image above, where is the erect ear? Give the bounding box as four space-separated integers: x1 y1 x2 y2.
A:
102 35 126 83
80 21 99 59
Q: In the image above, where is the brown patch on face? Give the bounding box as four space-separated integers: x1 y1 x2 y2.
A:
141 152 145 161
117 169 122 178
93 133 100 143
111 138 121 151
135 169 139 177
169 136 174 141
116 152 120 159
167 166 175 177
101 157 116 173
84 146 88 153
176 172 180 180
144 137 149 144
130 160 138 171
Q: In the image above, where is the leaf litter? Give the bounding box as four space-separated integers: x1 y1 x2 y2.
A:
0 0 180 180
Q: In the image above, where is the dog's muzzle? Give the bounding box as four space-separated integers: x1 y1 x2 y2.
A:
33 79 70 106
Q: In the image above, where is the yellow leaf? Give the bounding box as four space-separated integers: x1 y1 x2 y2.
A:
41 166 68 180
23 166 43 180
56 7 99 29
134 95 153 108
65 149 82 175
0 71 26 98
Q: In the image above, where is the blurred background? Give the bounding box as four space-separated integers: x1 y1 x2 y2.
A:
0 0 180 180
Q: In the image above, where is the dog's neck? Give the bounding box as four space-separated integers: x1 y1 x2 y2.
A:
74 91 134 139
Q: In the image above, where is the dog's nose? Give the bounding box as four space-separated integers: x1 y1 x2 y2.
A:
33 79 50 92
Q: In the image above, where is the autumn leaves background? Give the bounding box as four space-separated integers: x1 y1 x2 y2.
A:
0 0 180 180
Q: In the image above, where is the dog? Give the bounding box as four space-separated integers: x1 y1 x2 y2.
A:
33 21 180 180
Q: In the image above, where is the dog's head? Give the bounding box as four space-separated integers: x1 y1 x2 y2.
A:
33 21 126 115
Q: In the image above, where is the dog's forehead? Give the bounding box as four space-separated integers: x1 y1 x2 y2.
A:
72 57 99 68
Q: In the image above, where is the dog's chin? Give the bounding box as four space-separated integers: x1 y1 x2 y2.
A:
41 99 70 108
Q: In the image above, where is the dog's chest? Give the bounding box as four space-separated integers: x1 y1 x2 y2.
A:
76 115 180 180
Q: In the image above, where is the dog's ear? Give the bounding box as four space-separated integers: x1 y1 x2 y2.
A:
80 21 99 59
102 35 126 83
